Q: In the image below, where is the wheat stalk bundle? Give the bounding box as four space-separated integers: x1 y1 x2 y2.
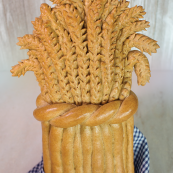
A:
11 0 159 105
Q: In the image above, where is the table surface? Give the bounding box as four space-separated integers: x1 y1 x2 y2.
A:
0 70 173 173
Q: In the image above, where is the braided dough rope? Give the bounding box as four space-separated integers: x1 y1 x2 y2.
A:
34 91 138 173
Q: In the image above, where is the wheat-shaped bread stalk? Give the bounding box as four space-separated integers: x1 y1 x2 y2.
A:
11 0 159 172
11 0 159 104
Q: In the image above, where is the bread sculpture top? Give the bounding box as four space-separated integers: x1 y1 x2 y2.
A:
10 0 159 105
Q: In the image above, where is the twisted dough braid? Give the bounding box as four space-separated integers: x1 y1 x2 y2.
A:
34 91 138 127
119 50 151 100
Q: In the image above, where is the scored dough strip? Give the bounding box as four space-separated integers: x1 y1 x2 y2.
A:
91 126 105 173
49 126 63 173
127 116 134 173
112 124 125 173
81 126 92 173
122 121 128 173
61 127 76 173
101 124 114 173
41 121 51 173
73 125 83 173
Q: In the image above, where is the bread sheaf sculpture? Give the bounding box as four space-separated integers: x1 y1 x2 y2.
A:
11 0 159 172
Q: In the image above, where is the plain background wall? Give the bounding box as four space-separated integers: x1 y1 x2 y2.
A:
0 0 173 172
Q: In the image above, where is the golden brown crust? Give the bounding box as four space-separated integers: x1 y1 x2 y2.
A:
85 101 121 126
49 126 63 173
36 93 50 108
100 124 114 173
33 103 76 122
61 127 76 173
112 124 125 173
34 91 137 128
73 125 83 173
109 20 150 101
40 4 82 105
108 91 138 124
50 0 84 20
32 18 74 104
13 1 160 103
122 122 127 172
120 50 151 100
50 104 99 128
42 121 51 173
10 57 51 103
16 34 63 103
87 0 106 104
61 4 90 104
12 1 160 172
101 9 117 104
126 116 134 173
81 126 92 173
92 126 104 173
123 33 160 56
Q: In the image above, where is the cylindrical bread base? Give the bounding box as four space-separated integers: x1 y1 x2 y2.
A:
41 117 134 173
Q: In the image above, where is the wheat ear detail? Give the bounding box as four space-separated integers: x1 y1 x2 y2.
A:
17 34 41 50
123 34 160 56
27 50 51 103
10 50 51 103
115 5 146 30
109 20 150 101
117 20 150 46
32 17 74 104
40 4 82 105
18 34 63 103
107 6 146 101
87 0 107 104
61 4 90 104
50 0 84 20
11 59 36 77
119 50 151 100
102 0 119 20
101 9 118 104
114 0 129 16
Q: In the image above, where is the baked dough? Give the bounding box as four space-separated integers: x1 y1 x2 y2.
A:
34 91 138 173
10 0 159 172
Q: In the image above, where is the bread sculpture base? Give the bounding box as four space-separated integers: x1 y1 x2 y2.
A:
34 91 138 173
